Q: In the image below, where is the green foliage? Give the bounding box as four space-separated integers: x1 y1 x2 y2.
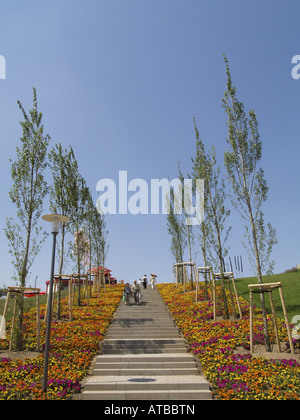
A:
191 118 231 317
5 89 50 285
222 55 277 278
222 55 277 350
166 187 187 272
48 144 78 274
4 88 50 350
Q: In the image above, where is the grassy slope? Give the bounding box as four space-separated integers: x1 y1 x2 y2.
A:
0 291 69 322
233 271 300 322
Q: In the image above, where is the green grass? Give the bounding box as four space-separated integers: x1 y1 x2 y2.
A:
233 271 300 322
0 290 69 322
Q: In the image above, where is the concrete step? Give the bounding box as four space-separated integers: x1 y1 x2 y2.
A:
94 353 195 363
101 342 187 353
102 342 186 350
109 327 175 330
110 325 175 328
101 339 186 350
107 331 176 335
103 338 185 343
110 318 174 323
94 368 199 376
116 312 171 317
83 374 209 392
82 389 212 400
95 362 196 369
106 332 179 337
102 348 188 354
108 327 175 331
106 333 180 339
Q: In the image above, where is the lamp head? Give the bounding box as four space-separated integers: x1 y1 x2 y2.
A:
42 214 70 234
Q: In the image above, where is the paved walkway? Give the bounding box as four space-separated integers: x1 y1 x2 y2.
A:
81 286 212 400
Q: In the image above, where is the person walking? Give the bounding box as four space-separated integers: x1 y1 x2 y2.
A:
150 274 156 290
131 280 141 305
123 283 131 306
142 274 148 289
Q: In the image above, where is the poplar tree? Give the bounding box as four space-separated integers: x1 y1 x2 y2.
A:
192 119 231 318
48 144 78 317
5 88 50 350
166 187 187 282
88 196 109 291
222 55 277 350
71 174 90 305
178 166 196 287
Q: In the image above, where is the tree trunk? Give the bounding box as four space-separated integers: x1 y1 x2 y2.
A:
249 206 271 351
16 217 32 351
56 225 66 319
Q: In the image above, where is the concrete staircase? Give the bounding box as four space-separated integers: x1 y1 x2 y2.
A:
81 287 212 400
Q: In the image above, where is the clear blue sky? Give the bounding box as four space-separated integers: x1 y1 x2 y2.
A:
1 0 300 289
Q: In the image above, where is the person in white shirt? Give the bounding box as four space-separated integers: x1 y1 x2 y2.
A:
150 275 156 289
142 275 148 289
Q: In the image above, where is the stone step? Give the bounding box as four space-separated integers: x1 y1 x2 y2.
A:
102 339 186 349
107 330 176 334
81 389 212 400
102 348 188 354
116 312 171 317
108 326 175 331
108 324 176 329
111 316 172 319
95 361 196 369
101 342 187 352
110 322 174 325
110 320 174 324
94 353 195 363
94 367 199 376
106 332 178 337
102 342 186 349
83 374 209 392
106 333 180 339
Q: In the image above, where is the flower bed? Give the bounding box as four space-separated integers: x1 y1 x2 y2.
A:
157 283 300 400
0 285 123 400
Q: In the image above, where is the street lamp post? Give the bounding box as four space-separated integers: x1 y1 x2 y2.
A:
42 214 69 393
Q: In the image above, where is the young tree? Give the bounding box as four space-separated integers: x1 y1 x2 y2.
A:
178 166 197 287
222 55 277 349
89 197 109 292
166 187 187 283
48 144 78 317
71 174 90 305
191 120 212 269
192 119 231 318
4 88 50 350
